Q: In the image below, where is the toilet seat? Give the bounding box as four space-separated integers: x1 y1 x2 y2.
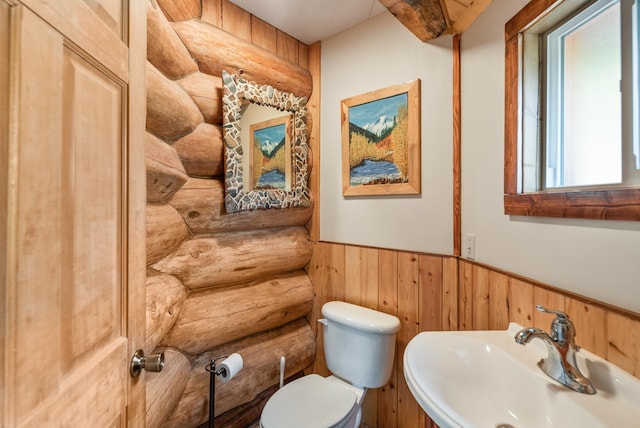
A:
260 374 358 428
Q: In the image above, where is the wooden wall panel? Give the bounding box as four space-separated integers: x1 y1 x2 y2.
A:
344 246 379 309
607 312 640 375
378 249 399 316
441 257 459 330
311 243 640 427
277 30 299 64
0 6 8 423
508 277 534 326
376 249 399 428
221 0 250 41
566 298 608 358
299 42 309 68
488 270 509 329
419 255 443 331
458 260 473 330
251 16 277 53
305 242 345 377
396 253 422 428
472 264 490 330
201 0 221 26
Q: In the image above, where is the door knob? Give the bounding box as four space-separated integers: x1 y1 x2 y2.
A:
130 349 164 377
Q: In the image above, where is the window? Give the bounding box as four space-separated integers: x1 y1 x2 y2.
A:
545 0 622 188
505 0 640 220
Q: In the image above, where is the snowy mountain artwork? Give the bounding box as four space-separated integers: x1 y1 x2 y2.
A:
341 80 421 196
347 92 409 186
250 115 290 191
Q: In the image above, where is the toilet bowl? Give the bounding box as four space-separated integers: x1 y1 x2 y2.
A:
259 301 400 428
260 374 364 428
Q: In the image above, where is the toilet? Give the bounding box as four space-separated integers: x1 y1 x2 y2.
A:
260 301 401 428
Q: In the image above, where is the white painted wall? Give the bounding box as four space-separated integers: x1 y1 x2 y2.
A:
320 12 454 255
320 0 640 314
460 0 640 313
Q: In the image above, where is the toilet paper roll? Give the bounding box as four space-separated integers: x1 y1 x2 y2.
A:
218 353 243 383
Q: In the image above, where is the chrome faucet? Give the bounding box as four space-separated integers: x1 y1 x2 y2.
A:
514 305 596 394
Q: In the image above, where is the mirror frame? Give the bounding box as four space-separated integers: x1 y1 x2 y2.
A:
222 71 311 213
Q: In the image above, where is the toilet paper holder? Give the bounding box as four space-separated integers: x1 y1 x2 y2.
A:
205 354 243 428
205 355 229 378
205 357 226 428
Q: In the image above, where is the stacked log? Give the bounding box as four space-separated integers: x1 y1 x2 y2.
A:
145 132 188 203
152 226 313 289
145 269 189 351
177 72 223 125
171 123 224 178
147 1 198 79
146 61 203 141
146 203 190 266
144 1 315 427
172 20 312 99
146 348 193 428
160 272 314 354
168 178 312 234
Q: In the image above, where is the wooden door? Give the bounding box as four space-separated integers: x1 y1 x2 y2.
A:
1 0 146 426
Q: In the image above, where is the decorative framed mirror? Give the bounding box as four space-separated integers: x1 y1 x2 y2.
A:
221 71 311 213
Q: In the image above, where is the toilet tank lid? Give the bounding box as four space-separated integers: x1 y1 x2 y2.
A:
321 301 400 334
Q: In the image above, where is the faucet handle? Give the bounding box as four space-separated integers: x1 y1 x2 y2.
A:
536 304 569 320
536 305 574 343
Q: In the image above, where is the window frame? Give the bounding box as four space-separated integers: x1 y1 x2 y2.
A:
504 0 640 221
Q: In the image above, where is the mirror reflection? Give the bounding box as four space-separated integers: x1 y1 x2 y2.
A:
222 70 311 213
240 104 293 192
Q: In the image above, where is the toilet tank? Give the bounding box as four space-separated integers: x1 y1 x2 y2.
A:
320 301 400 388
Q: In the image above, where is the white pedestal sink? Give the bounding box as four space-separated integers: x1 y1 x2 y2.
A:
403 323 640 428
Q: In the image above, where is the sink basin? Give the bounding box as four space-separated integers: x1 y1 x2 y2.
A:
403 323 640 428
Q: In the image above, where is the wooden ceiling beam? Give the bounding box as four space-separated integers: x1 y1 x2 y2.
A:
378 0 448 42
380 0 496 41
448 0 495 35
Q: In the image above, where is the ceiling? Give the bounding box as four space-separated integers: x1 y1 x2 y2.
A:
227 0 494 45
228 0 388 45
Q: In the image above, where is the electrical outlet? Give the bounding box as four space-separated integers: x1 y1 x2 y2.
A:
464 233 475 260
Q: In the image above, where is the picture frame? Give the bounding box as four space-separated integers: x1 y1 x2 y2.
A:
341 79 421 196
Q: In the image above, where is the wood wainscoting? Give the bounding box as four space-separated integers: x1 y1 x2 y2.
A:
306 241 640 428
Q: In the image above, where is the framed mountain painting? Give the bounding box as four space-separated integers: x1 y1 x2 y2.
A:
341 79 421 196
249 114 292 192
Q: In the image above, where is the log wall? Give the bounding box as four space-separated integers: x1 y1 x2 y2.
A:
307 241 640 428
144 1 316 426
